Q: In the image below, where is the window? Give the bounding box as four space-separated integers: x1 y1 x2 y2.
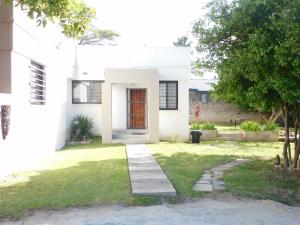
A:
72 81 103 104
201 93 208 103
29 61 46 105
159 81 178 110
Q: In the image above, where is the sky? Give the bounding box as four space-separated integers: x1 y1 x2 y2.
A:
85 0 210 47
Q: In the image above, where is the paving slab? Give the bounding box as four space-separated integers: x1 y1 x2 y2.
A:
193 159 249 192
130 170 168 180
126 144 176 196
212 180 225 190
193 183 213 192
196 179 211 184
201 173 212 179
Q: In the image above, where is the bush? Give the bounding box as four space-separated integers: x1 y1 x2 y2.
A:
262 123 279 131
70 115 93 141
201 121 216 130
190 122 200 130
240 120 261 131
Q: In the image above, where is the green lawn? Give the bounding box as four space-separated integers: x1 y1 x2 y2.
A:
1 139 299 219
150 141 300 205
0 138 159 219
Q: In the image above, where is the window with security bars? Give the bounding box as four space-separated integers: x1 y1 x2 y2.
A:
72 81 102 104
29 61 46 105
159 81 178 110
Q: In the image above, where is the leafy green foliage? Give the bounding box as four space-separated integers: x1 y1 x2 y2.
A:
173 36 191 47
262 123 279 131
79 27 120 45
240 121 261 131
2 0 95 38
193 0 300 168
190 122 201 130
193 0 300 112
70 115 93 141
201 121 216 130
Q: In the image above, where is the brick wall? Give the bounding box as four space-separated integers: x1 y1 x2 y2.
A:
190 100 261 124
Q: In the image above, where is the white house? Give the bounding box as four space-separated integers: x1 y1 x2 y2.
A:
0 5 190 176
69 46 190 144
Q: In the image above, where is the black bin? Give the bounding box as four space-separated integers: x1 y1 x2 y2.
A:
191 130 202 143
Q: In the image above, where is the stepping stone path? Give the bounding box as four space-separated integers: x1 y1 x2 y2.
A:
193 159 249 192
126 144 176 196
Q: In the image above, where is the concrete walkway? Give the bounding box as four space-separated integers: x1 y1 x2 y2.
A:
126 144 176 196
193 159 249 192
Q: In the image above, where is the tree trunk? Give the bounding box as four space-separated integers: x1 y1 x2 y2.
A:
282 103 290 168
294 139 300 168
266 109 282 124
292 112 300 168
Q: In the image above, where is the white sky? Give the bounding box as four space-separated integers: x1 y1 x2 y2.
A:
85 0 210 47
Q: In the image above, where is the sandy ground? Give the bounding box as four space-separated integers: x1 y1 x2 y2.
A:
1 198 300 225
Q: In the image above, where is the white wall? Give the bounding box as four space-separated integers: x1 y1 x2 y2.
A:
112 84 127 130
159 80 190 141
74 46 190 79
0 7 74 176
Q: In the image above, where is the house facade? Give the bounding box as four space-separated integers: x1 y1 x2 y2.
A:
69 46 190 144
0 5 190 176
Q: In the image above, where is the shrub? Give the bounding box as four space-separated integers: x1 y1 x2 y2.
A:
70 115 93 141
262 123 279 131
201 121 216 130
240 120 261 131
190 122 201 130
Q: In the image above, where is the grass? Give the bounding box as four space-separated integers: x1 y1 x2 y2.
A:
224 160 300 205
149 141 300 205
1 139 299 218
0 138 160 219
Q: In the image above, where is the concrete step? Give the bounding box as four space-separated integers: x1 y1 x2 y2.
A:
112 129 148 135
112 139 149 144
112 134 149 140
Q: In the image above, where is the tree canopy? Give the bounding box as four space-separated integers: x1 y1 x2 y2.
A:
193 0 300 168
1 0 95 38
79 27 119 45
173 36 191 47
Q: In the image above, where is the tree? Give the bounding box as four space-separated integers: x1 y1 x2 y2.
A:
193 0 300 169
79 27 119 45
173 36 191 47
1 0 95 38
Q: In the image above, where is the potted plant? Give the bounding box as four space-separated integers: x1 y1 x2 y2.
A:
241 121 278 142
200 121 218 141
260 123 279 141
190 122 202 143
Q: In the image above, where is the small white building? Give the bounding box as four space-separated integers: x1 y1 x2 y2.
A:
0 5 190 176
69 46 190 144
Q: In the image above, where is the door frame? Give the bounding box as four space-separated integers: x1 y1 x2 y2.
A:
126 88 147 129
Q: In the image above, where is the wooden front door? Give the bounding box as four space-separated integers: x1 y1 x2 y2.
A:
128 89 147 129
